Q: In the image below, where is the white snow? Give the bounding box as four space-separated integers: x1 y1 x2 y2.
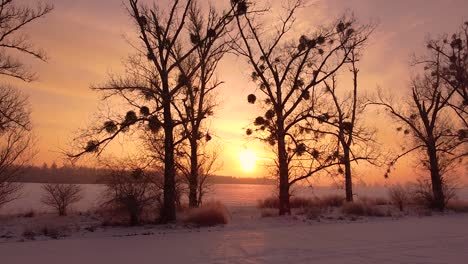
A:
1 208 467 264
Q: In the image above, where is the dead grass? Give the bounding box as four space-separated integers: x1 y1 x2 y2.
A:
341 201 385 217
260 208 277 218
181 202 230 227
258 196 337 209
318 194 345 208
446 200 468 213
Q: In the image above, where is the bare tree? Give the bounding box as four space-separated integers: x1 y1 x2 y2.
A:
177 143 222 206
306 50 379 202
422 21 468 129
102 161 162 226
173 3 232 208
372 71 465 210
41 183 83 216
68 0 235 223
0 0 53 81
234 0 372 215
0 85 33 208
0 1 52 208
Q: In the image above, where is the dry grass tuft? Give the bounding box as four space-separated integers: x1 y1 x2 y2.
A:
341 201 385 217
446 200 468 213
257 196 321 209
260 208 277 218
318 194 345 208
182 202 230 227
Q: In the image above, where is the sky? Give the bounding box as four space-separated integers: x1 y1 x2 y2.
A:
10 0 468 183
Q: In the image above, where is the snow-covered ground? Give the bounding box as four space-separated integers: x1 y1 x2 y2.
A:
1 206 467 264
2 184 468 263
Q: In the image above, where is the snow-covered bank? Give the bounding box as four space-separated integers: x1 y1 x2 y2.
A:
1 210 467 264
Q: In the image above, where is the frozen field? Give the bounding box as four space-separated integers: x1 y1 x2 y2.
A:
3 183 468 215
1 183 468 264
0 212 467 264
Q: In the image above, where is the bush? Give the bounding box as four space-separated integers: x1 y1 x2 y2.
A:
22 230 36 240
341 201 385 217
40 226 61 239
411 177 457 210
182 202 229 226
102 167 162 226
388 184 409 211
41 184 83 216
22 209 35 218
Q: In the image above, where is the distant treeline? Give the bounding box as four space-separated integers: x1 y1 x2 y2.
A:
16 164 275 185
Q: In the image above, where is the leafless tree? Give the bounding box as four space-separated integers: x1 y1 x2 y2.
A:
305 50 379 202
177 143 222 206
0 1 51 209
101 160 162 226
68 0 235 223
0 85 33 208
234 0 372 214
422 21 468 129
0 0 53 81
371 70 465 210
41 183 83 216
172 3 232 208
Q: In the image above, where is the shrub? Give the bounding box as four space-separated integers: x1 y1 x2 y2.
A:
182 202 229 226
22 230 36 240
341 201 385 217
40 226 61 239
41 183 83 216
388 184 409 211
23 209 35 218
102 167 162 226
411 177 457 210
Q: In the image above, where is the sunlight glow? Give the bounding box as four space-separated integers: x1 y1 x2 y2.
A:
239 149 257 172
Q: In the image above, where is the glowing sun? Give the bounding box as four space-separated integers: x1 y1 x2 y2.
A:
239 149 257 172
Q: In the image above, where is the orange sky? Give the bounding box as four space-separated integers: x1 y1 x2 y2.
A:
11 0 468 183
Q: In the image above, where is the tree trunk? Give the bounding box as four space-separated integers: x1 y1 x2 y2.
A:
427 144 445 211
277 122 290 215
160 90 177 223
188 137 199 208
343 145 353 202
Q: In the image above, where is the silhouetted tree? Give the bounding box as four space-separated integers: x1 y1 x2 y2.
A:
306 50 379 202
41 183 83 216
422 21 468 129
69 0 235 223
372 70 465 210
0 0 53 81
0 1 52 207
101 160 162 226
234 0 372 215
0 86 33 208
177 143 222 206
173 3 232 208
